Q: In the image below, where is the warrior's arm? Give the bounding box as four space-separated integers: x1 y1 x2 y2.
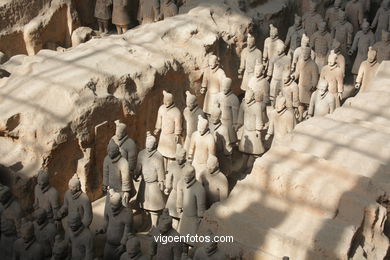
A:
196 187 206 217
155 106 163 131
82 197 93 227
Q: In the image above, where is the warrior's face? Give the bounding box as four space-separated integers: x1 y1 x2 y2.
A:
339 12 346 23
382 31 390 42
163 95 173 108
197 119 208 135
208 56 218 69
270 28 278 39
115 126 126 140
334 0 341 8
68 217 82 232
294 16 302 27
222 81 231 95
328 55 337 66
318 83 328 96
176 153 186 165
186 97 196 109
367 51 376 63
318 23 326 33
275 97 286 113
254 63 264 77
21 227 34 243
247 35 255 48
362 23 370 34
245 90 254 104
146 139 156 152
69 182 81 195
38 175 49 191
303 48 311 61
283 73 291 84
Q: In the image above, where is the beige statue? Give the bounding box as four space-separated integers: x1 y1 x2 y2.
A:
95 0 112 34
349 20 375 78
154 90 182 170
112 0 131 34
120 235 148 260
332 11 353 62
302 2 323 38
160 0 178 20
308 80 336 118
373 30 390 63
345 0 364 35
177 164 206 241
33 208 57 259
320 51 344 107
331 40 347 76
266 95 295 147
238 33 262 91
325 0 343 31
310 21 332 71
248 60 270 122
292 34 315 72
215 77 239 145
281 72 299 114
355 47 380 92
371 0 390 41
67 211 94 260
198 155 228 208
0 185 22 236
267 41 291 105
34 170 60 222
263 24 284 65
188 115 216 180
13 221 44 260
51 235 69 260
183 91 204 152
285 14 305 57
201 55 226 115
193 231 226 260
292 47 319 122
135 132 165 228
138 0 160 24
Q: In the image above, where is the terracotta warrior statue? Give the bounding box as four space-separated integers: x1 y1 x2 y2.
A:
51 235 69 260
209 107 233 176
56 174 93 227
165 144 186 229
285 14 305 58
135 132 165 228
238 33 262 91
201 55 226 116
95 0 112 34
310 21 333 71
263 24 284 65
345 0 364 35
332 11 353 66
193 231 226 260
160 0 178 20
281 71 299 115
154 90 182 171
177 164 206 242
13 221 44 260
120 235 148 260
266 95 295 147
34 170 60 222
188 115 216 180
183 91 203 152
0 218 17 260
138 0 160 24
151 209 183 260
103 141 131 208
248 60 270 122
267 41 291 106
198 155 228 208
331 40 346 75
112 0 131 34
237 89 264 174
349 20 375 79
215 77 239 146
302 1 323 38
308 80 336 118
67 211 94 260
373 30 390 63
33 208 57 259
109 121 137 199
292 46 319 122
98 191 133 260
355 47 380 92
0 184 22 236
292 34 315 72
320 50 344 107
371 0 390 41
325 0 342 31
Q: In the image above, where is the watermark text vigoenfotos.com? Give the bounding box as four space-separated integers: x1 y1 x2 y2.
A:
153 234 234 245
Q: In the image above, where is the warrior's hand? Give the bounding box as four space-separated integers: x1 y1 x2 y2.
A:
348 50 354 56
115 244 125 256
337 92 343 99
266 76 271 81
158 181 164 191
175 134 180 143
177 207 183 214
200 87 206 95
102 185 108 193
164 188 170 195
187 155 193 163
153 128 160 135
355 83 361 89
122 192 130 207
265 134 271 141
256 129 261 138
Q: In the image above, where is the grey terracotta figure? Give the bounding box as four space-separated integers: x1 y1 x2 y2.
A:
95 0 112 34
201 55 227 116
292 47 319 122
371 0 390 41
263 24 284 65
215 77 239 145
209 107 233 176
165 144 186 229
331 40 346 75
349 20 375 78
56 174 93 227
13 221 44 260
281 72 299 114
67 211 94 260
109 120 137 199
160 0 178 20
292 34 315 72
138 0 160 24
112 0 131 34
188 115 216 180
34 170 60 222
0 184 22 236
266 95 295 147
0 218 17 260
183 91 204 152
98 191 133 260
267 41 291 106
332 11 353 60
373 30 390 63
238 33 262 91
285 14 305 58
302 2 323 38
355 47 380 92
308 80 336 118
198 155 228 208
33 208 57 259
120 235 148 260
248 60 270 122
177 164 206 242
310 21 332 71
193 231 226 260
345 0 364 35
325 0 342 31
135 132 165 228
320 51 344 107
103 141 131 208
154 90 182 171
51 235 69 260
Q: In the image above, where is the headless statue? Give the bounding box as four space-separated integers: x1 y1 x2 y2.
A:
183 91 203 152
238 33 262 91
308 80 336 118
355 47 380 93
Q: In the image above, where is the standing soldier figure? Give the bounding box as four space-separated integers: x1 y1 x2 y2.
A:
112 0 131 34
238 33 262 91
34 170 60 223
320 51 344 107
325 0 342 31
371 0 390 41
307 80 336 118
138 0 160 24
302 2 322 38
373 30 390 64
355 47 380 93
263 24 284 65
345 0 364 35
332 11 353 68
310 21 332 71
285 14 305 58
95 0 112 34
183 91 203 152
248 60 270 123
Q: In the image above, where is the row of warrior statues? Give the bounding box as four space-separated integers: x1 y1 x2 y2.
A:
1 0 390 259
